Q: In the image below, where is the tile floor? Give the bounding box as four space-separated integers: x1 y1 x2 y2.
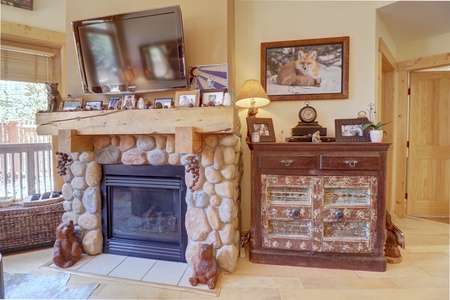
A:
41 253 218 296
2 216 449 299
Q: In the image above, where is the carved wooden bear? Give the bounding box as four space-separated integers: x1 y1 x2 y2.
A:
189 243 219 289
53 220 82 268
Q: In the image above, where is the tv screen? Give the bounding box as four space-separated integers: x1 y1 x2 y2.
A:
72 6 187 94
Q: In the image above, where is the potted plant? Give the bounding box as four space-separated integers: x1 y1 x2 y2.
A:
362 103 390 142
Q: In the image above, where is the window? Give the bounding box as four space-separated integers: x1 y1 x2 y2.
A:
0 23 64 198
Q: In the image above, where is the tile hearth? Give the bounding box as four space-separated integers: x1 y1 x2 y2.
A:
40 253 220 296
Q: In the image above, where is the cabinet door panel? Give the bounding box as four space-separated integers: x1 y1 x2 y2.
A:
261 175 323 252
322 176 378 253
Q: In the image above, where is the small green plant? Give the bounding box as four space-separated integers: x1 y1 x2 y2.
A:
362 121 390 135
362 103 390 135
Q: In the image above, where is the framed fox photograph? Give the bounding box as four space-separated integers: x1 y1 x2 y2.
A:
261 36 349 101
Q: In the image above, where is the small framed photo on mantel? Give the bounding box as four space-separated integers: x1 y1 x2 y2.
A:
175 90 200 107
201 88 227 106
85 100 103 110
62 98 83 111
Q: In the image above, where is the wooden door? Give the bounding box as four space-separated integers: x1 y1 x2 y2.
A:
407 71 450 216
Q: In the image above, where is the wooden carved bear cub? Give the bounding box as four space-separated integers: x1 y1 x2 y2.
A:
53 220 82 268
189 243 219 290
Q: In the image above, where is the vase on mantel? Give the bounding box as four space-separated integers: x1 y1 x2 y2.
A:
370 130 384 142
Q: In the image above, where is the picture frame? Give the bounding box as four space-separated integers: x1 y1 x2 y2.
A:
261 36 349 101
2 0 33 10
188 63 228 90
122 94 136 110
335 117 371 142
154 98 173 109
62 98 83 111
85 100 103 110
108 97 120 109
175 90 200 107
246 117 276 142
201 88 227 106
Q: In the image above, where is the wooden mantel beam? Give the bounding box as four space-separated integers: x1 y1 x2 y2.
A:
36 107 237 136
38 107 238 153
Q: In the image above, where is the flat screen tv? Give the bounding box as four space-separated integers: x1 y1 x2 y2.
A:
72 6 187 95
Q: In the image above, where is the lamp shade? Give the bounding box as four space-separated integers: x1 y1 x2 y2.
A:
235 79 270 108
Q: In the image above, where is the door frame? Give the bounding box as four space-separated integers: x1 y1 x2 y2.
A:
392 50 450 218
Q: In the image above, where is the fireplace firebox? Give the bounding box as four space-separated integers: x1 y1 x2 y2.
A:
101 164 188 262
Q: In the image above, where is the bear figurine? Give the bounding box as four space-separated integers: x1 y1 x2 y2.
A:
53 220 82 268
189 243 219 290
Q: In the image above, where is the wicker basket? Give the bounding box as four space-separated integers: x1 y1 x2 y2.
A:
0 202 64 252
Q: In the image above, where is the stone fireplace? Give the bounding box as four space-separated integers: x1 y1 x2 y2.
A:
59 132 242 273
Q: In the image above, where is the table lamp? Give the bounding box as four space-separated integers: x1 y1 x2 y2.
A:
235 79 270 117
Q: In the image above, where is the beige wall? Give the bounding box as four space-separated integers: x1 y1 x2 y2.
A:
235 0 379 230
65 0 232 101
397 32 450 62
0 0 66 32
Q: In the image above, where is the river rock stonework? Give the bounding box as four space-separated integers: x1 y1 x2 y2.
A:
61 134 242 273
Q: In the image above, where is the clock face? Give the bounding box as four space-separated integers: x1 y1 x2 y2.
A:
299 106 317 123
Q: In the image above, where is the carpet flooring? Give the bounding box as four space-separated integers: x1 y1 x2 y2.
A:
4 272 98 299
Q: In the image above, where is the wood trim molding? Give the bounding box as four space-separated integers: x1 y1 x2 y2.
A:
1 21 65 46
397 52 450 71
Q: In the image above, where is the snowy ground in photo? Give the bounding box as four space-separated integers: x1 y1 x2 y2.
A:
266 64 343 96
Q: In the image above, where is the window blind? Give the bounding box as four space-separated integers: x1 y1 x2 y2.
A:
1 45 54 83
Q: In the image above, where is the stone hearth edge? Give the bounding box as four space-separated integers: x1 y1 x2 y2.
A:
60 133 242 273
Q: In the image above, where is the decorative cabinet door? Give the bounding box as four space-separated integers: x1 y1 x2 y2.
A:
261 175 323 252
322 176 378 253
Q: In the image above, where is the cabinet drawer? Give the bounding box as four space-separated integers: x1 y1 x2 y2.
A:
260 155 316 169
320 155 380 170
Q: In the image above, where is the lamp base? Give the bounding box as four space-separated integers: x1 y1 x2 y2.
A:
247 107 259 117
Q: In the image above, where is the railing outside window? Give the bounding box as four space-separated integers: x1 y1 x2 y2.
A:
0 143 53 199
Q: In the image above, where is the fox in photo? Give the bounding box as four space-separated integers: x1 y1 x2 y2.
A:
276 50 321 87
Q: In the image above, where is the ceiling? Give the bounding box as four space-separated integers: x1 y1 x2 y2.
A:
377 1 450 45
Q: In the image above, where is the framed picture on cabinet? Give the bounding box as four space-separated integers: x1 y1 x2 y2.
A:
261 36 349 101
334 117 371 142
246 117 276 142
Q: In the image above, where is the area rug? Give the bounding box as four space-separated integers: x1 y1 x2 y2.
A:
4 272 98 299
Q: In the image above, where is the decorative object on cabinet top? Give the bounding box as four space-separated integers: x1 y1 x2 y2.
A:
290 101 328 139
236 79 270 117
246 117 276 143
334 117 371 142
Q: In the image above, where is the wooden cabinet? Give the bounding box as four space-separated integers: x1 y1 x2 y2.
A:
248 142 391 271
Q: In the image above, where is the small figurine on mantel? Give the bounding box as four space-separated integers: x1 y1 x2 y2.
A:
189 243 219 290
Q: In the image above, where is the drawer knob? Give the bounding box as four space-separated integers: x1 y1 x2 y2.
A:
291 208 300 220
335 211 345 222
281 159 293 167
343 160 358 167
